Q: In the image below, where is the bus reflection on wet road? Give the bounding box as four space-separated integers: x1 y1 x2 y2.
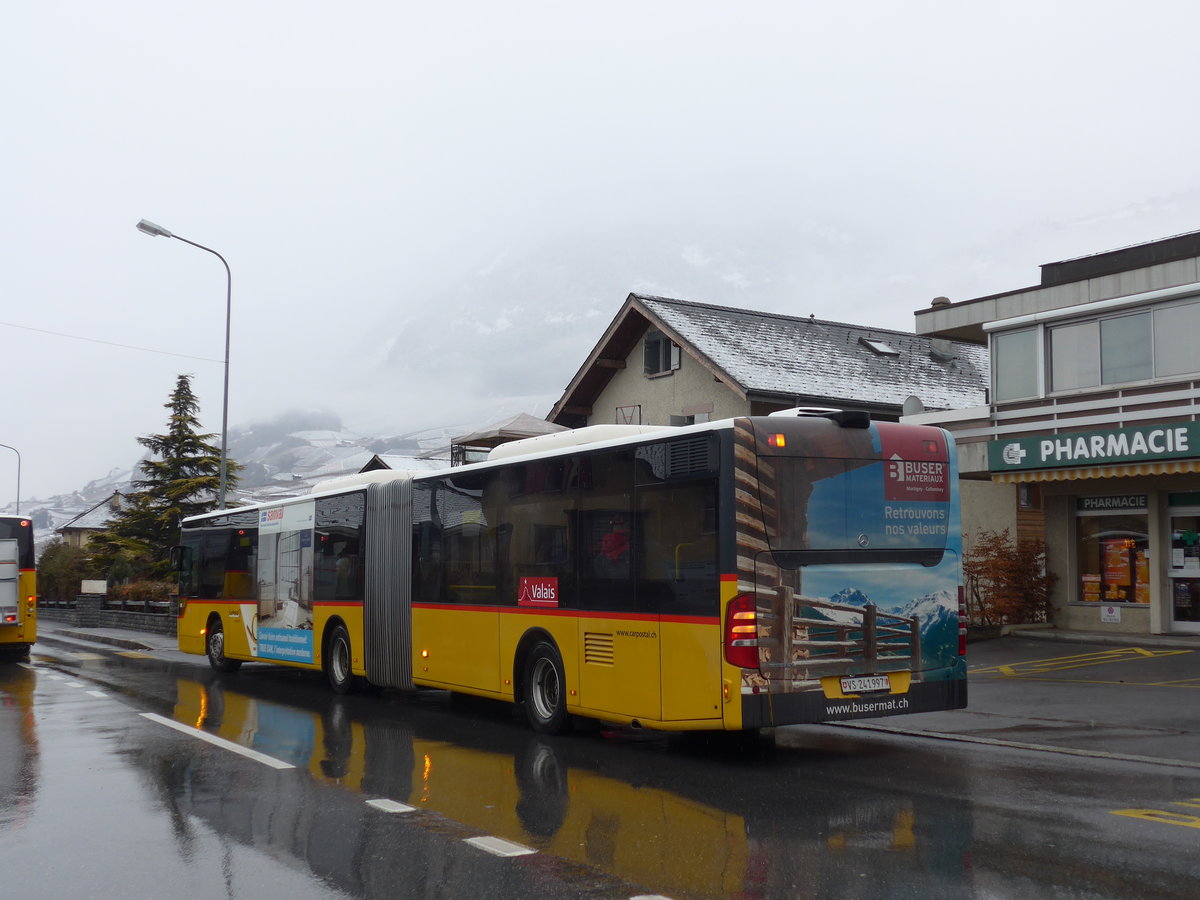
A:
6 654 1200 899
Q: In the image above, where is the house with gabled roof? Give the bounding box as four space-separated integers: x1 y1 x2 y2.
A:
548 293 989 429
57 491 125 550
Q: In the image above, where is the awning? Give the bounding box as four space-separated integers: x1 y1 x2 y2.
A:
993 458 1200 483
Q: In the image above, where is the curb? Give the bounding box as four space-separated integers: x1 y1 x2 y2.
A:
39 629 159 653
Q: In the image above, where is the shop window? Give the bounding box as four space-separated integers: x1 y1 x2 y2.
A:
1168 495 1200 625
1017 483 1042 511
1075 505 1149 605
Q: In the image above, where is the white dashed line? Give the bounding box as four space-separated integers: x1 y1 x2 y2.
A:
140 713 295 770
366 798 415 814
86 690 107 698
463 836 536 857
64 681 85 688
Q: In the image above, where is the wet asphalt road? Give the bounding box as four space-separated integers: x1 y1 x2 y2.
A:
3 631 1200 899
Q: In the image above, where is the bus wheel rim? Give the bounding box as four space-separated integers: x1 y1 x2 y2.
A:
531 658 559 719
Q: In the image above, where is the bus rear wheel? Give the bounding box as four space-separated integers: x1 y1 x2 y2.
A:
206 618 242 673
524 641 570 735
325 624 359 695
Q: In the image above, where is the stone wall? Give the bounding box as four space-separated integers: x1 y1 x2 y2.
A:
38 597 178 636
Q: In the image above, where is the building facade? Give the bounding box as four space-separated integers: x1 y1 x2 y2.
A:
912 231 1200 635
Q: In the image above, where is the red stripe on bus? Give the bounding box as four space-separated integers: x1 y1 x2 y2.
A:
412 603 717 626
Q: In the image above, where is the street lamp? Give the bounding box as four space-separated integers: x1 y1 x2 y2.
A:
0 443 19 514
136 219 232 509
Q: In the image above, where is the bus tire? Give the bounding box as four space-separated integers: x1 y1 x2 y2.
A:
325 624 358 695
206 618 242 673
524 641 570 735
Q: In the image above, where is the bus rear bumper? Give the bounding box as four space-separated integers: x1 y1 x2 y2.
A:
740 678 967 729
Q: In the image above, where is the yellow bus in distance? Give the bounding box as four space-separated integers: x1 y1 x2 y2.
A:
0 516 36 661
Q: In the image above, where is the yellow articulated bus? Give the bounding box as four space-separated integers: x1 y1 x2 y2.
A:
0 516 36 661
174 410 967 733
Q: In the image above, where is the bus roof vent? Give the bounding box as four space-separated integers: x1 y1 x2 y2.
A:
768 407 871 428
666 437 717 478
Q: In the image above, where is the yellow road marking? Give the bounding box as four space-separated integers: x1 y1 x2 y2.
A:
117 651 154 659
973 647 1191 678
1113 800 1200 829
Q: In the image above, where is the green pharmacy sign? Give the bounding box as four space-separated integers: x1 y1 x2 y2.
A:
989 423 1200 472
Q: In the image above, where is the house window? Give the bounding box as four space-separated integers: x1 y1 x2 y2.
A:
1100 313 1152 384
644 329 681 376
1155 301 1200 377
1049 321 1099 391
992 328 1039 401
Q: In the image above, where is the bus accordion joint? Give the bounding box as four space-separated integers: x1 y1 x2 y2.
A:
725 594 759 669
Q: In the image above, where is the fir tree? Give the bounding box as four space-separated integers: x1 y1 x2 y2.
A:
91 374 240 581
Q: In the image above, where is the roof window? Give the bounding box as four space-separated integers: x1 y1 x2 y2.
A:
859 337 900 356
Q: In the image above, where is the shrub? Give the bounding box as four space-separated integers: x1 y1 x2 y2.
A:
962 529 1057 626
37 539 101 601
107 581 175 609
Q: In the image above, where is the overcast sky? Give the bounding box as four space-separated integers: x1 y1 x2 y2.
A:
6 1 1200 505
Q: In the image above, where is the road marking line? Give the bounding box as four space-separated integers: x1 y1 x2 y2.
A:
1111 808 1200 829
366 798 415 814
117 651 154 659
64 681 84 688
463 836 536 857
974 647 1190 677
86 690 107 698
140 712 295 770
72 652 106 660
834 721 1200 770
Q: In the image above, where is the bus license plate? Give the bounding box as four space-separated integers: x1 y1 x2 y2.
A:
840 675 890 694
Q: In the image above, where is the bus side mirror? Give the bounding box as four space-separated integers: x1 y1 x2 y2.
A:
169 546 191 572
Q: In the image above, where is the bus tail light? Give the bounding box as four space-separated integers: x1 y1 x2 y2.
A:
958 585 967 657
725 594 760 669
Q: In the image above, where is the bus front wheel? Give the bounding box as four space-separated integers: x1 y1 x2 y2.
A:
524 641 570 735
206 618 242 673
326 624 359 695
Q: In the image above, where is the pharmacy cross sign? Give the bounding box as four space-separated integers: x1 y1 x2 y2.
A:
988 423 1200 472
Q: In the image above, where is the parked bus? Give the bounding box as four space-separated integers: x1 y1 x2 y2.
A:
0 516 36 661
174 410 967 733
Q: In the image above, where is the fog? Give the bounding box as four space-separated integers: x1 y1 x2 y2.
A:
5 1 1199 503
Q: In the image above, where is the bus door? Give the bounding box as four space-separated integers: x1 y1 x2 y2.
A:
255 502 317 665
573 506 661 721
634 443 722 723
0 539 18 625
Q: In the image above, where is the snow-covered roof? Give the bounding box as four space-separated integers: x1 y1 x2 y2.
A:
639 295 989 410
550 294 989 422
57 492 124 533
453 412 567 447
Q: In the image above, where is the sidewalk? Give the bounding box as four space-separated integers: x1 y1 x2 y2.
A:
31 619 1200 768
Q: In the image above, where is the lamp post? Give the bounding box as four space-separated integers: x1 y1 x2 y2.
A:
136 219 232 509
0 443 18 514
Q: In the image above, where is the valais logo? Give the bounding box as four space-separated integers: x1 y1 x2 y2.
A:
518 577 559 608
